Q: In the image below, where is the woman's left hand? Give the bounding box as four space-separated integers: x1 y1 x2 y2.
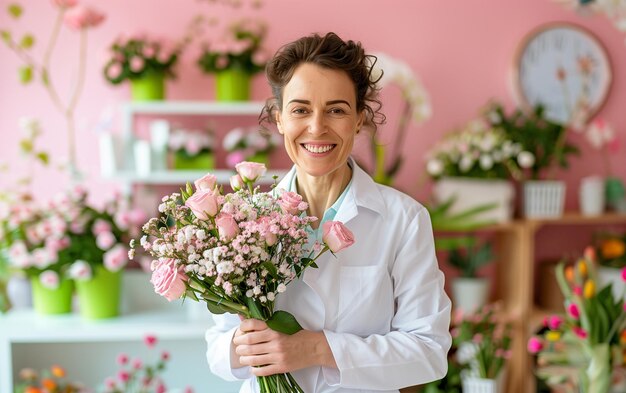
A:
233 318 336 376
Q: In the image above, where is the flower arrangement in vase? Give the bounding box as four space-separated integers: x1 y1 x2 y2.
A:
222 126 281 167
527 247 626 393
168 126 216 171
103 33 181 101
130 162 355 392
197 18 269 101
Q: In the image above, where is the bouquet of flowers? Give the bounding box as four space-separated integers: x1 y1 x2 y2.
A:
425 118 535 180
223 126 281 167
0 185 144 288
452 303 512 380
14 364 85 393
528 248 626 392
103 33 180 85
197 18 268 75
130 162 355 392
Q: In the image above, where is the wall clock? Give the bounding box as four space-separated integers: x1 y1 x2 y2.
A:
512 22 612 125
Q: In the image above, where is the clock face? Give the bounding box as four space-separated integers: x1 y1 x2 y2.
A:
513 23 612 125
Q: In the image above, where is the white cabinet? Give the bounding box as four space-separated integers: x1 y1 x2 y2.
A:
0 270 242 392
100 100 287 189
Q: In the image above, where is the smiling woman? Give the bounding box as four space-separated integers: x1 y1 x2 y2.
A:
205 32 452 393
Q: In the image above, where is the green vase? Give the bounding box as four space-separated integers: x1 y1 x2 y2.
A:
75 266 122 319
31 276 73 315
605 176 625 211
173 151 215 170
215 69 251 101
580 343 611 393
130 70 165 101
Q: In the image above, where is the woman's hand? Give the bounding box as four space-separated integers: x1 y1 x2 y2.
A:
232 318 336 376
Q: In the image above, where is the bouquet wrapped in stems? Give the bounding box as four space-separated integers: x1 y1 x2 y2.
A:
130 161 355 392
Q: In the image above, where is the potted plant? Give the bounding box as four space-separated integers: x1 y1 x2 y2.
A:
103 33 180 101
222 126 281 167
168 126 216 170
447 238 495 313
485 101 580 218
425 115 535 223
197 18 268 101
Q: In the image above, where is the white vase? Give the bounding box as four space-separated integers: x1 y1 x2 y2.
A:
452 277 490 314
6 275 32 310
597 266 625 301
433 177 515 223
579 176 605 216
523 180 566 218
462 375 503 393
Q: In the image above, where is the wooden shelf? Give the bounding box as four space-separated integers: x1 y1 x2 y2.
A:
105 169 287 186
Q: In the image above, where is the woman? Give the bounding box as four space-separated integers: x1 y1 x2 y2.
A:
206 32 451 392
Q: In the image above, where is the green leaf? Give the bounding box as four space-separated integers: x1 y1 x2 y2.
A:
205 300 227 315
19 34 34 49
267 310 303 335
0 30 11 45
245 297 265 320
8 3 22 19
35 152 49 165
261 260 278 278
185 288 199 302
19 65 32 84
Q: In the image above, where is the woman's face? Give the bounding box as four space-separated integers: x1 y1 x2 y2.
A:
276 63 364 178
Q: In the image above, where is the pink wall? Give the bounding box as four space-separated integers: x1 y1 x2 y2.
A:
1 0 625 257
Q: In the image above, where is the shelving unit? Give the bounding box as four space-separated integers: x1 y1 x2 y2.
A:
457 212 626 393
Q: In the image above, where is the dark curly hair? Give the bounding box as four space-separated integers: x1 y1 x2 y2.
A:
259 32 386 133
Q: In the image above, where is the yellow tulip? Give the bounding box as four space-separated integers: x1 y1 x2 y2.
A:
546 331 561 342
51 365 65 378
584 280 595 299
577 260 587 277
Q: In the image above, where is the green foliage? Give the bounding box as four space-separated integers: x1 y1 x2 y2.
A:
8 3 22 18
19 34 34 49
267 310 303 335
448 240 494 278
19 65 32 84
0 30 11 44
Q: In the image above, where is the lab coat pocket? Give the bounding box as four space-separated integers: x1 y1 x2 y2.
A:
337 265 393 335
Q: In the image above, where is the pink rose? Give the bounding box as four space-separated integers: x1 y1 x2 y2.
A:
185 189 219 219
230 174 244 191
150 258 188 301
322 221 355 253
51 0 77 8
279 191 304 215
527 337 543 354
63 5 105 30
96 231 116 250
215 213 239 242
194 173 217 191
104 244 128 272
39 270 60 290
235 161 266 182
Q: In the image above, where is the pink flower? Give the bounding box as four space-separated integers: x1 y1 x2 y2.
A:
144 334 157 348
93 219 112 236
63 5 105 30
39 270 60 290
150 258 188 301
132 358 143 370
573 326 588 339
216 213 239 242
96 231 116 250
107 62 123 79
156 383 167 393
117 370 130 383
161 351 170 361
573 286 583 296
622 267 626 282
104 244 128 272
226 151 246 167
130 56 145 72
194 173 217 191
567 303 580 320
116 353 129 366
583 246 596 262
185 189 219 219
68 260 92 280
51 0 77 8
235 161 266 182
548 315 564 330
230 174 244 191
322 221 355 253
527 337 544 354
279 191 304 215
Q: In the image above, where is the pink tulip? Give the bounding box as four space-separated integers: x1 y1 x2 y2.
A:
215 213 239 242
150 258 188 301
322 221 355 253
548 315 564 330
185 189 219 219
527 337 543 354
573 326 588 339
573 286 583 296
621 267 626 282
195 173 217 191
567 303 580 320
63 5 105 30
235 161 266 182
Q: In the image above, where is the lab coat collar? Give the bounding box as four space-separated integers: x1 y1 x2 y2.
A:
275 157 387 225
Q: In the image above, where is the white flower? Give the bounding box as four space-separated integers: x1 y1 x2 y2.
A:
196 229 206 240
517 151 536 169
479 154 494 171
253 285 262 295
246 289 253 297
426 159 444 177
277 283 286 293
585 118 615 149
459 155 474 173
267 292 275 301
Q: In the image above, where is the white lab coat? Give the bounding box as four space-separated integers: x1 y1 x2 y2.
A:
206 159 451 392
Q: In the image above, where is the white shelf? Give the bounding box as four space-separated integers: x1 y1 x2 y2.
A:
106 169 287 186
122 100 265 116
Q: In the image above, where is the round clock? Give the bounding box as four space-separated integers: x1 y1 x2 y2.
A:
512 22 612 125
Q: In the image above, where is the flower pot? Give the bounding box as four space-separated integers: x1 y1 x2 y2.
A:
432 177 515 223
215 69 251 101
579 176 605 216
605 176 625 211
31 276 73 315
523 180 566 218
7 275 32 310
173 151 215 171
597 266 625 301
451 277 490 313
130 70 165 101
75 266 122 319
462 375 504 393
